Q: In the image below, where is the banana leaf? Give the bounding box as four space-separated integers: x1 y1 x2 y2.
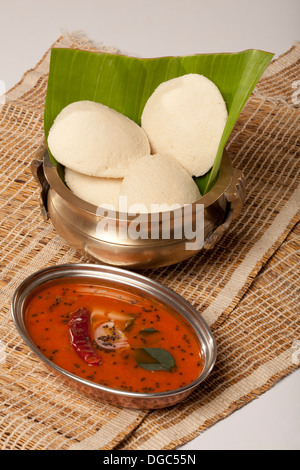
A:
44 47 273 194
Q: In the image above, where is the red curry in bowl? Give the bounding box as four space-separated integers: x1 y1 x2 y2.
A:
24 278 204 394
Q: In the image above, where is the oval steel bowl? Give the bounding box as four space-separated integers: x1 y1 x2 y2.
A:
31 144 245 269
11 263 217 409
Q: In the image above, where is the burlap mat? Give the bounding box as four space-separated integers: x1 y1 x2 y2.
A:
0 34 299 450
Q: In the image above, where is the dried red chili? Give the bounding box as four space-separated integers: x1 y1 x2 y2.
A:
69 307 102 366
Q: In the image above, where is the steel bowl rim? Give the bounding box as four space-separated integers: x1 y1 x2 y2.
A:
11 263 217 403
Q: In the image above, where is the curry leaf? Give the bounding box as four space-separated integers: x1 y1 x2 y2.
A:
137 363 170 371
44 48 273 194
136 347 175 371
139 328 159 335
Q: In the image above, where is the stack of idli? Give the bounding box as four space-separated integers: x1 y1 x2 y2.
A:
47 73 227 212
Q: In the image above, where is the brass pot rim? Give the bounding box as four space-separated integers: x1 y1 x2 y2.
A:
43 149 234 220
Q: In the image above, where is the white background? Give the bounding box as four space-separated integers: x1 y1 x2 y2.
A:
0 0 299 450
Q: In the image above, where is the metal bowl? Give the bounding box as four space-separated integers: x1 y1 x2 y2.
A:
31 144 245 269
11 263 217 409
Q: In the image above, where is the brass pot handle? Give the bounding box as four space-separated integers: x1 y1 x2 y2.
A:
203 169 246 250
31 143 49 221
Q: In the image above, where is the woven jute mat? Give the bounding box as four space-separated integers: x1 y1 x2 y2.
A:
0 34 299 450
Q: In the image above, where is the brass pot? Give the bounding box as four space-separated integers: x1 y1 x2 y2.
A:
32 144 245 269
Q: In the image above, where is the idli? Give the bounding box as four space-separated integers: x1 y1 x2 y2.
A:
119 153 201 213
48 100 150 178
141 74 228 177
65 167 122 209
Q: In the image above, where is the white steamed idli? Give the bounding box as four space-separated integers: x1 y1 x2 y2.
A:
48 100 150 178
65 167 122 209
141 74 228 177
119 153 201 213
